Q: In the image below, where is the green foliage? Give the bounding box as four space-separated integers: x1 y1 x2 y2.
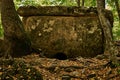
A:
114 63 120 74
14 0 39 9
25 0 77 6
0 16 3 37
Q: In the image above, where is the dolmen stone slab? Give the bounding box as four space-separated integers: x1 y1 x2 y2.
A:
17 6 113 58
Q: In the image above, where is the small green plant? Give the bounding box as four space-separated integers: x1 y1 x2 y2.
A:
115 63 120 74
118 69 120 74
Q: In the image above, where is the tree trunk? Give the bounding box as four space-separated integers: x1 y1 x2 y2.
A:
97 0 118 64
0 0 1 13
1 0 31 58
82 0 84 7
77 0 80 7
114 0 120 22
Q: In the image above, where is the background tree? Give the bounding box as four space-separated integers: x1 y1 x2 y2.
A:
1 0 31 58
114 0 120 22
77 0 84 7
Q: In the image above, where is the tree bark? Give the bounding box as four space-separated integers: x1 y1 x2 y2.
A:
97 0 118 64
1 0 31 58
0 0 1 13
82 0 84 7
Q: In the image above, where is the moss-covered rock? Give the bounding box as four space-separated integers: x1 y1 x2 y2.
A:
17 6 113 58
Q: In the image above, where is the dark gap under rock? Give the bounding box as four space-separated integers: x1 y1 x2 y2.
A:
53 52 68 60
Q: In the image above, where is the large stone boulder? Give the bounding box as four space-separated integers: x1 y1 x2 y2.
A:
17 6 113 58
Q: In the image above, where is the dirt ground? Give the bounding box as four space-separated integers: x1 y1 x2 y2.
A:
0 53 120 80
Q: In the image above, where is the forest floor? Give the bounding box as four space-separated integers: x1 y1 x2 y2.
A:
0 54 120 80
0 42 120 80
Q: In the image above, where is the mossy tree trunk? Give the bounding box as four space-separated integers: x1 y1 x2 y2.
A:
1 0 31 58
97 0 118 64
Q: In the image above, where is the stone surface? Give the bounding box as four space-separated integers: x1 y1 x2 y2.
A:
23 16 103 58
18 6 113 58
17 6 98 17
